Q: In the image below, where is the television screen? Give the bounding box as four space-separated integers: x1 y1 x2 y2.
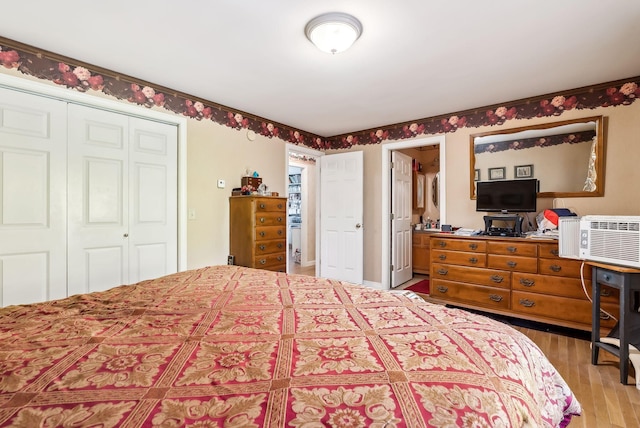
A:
476 179 538 213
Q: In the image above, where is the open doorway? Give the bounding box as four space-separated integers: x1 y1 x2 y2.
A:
381 135 446 290
285 145 322 276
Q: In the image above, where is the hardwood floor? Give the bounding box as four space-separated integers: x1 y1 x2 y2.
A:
513 325 640 427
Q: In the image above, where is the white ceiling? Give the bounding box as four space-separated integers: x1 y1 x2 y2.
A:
3 1 640 137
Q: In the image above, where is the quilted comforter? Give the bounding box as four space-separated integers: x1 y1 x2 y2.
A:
0 265 580 427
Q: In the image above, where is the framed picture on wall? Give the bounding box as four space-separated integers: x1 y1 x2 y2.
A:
488 167 506 180
474 169 480 181
515 164 533 178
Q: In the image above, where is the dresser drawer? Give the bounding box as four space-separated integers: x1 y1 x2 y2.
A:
255 226 286 241
255 211 286 226
539 257 590 278
432 250 486 267
253 252 286 268
255 239 286 255
431 279 510 310
511 272 619 303
431 237 486 253
431 263 510 289
487 241 538 257
511 291 618 330
255 198 286 212
538 242 561 259
488 254 537 273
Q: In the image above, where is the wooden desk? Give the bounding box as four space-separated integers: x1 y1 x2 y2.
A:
589 261 640 385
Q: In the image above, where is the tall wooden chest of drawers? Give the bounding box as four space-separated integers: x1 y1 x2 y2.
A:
229 196 287 272
429 234 619 332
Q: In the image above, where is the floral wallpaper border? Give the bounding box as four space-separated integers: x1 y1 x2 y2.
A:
474 130 596 154
1 37 639 151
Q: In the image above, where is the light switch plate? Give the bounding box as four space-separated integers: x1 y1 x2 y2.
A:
217 179 225 189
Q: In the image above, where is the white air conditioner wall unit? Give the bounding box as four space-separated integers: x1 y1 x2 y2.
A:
558 217 582 259
577 215 640 268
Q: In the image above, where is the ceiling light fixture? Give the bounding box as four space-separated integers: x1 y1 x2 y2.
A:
305 12 363 54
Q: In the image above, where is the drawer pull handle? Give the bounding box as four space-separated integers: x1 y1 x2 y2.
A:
550 249 559 256
259 245 266 251
259 231 266 237
277 243 283 249
600 289 611 297
438 241 447 248
506 246 517 253
549 265 562 273
277 230 283 235
600 311 611 320
259 203 266 209
469 243 478 250
507 261 517 268
490 275 504 283
437 268 449 276
489 294 503 302
260 217 265 223
278 203 283 209
436 285 448 293
259 259 267 265
519 299 535 308
439 254 447 261
469 257 478 264
277 217 283 222
519 278 535 287
277 256 283 261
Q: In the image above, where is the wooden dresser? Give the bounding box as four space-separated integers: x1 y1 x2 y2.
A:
412 230 438 274
429 234 619 332
229 196 287 272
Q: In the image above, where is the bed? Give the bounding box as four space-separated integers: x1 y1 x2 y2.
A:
0 265 580 427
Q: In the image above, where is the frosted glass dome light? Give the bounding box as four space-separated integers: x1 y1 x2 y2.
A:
305 12 363 54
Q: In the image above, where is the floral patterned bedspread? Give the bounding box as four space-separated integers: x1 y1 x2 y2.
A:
0 265 580 427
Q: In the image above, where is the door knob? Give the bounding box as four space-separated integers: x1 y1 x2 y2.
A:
123 233 129 238
356 223 362 229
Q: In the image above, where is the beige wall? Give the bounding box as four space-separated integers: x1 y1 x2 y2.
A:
3 67 639 285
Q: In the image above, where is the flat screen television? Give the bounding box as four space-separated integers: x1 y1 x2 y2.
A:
476 179 538 213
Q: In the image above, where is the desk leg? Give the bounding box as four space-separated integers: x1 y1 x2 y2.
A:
591 268 600 365
619 273 629 385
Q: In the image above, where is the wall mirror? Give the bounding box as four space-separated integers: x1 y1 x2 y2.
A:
470 115 605 199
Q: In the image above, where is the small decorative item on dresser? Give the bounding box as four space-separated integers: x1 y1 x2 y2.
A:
241 176 262 188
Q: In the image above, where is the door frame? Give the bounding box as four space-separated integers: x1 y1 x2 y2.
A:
284 144 323 276
381 135 446 289
0 73 188 271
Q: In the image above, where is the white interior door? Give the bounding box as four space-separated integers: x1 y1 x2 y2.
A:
67 104 130 295
128 117 177 283
319 151 363 284
0 87 68 306
67 105 178 295
391 151 412 287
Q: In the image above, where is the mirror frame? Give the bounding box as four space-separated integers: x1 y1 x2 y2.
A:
469 115 605 199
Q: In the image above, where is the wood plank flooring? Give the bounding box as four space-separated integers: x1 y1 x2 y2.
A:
514 325 640 427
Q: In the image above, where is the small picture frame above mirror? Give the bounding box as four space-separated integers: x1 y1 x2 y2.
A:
515 164 533 178
474 169 480 181
489 167 506 180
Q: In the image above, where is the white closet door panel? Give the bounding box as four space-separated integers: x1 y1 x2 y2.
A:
0 87 67 306
67 104 129 295
128 117 177 284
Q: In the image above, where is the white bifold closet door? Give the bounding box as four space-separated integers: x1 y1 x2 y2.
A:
67 104 177 296
0 88 68 306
